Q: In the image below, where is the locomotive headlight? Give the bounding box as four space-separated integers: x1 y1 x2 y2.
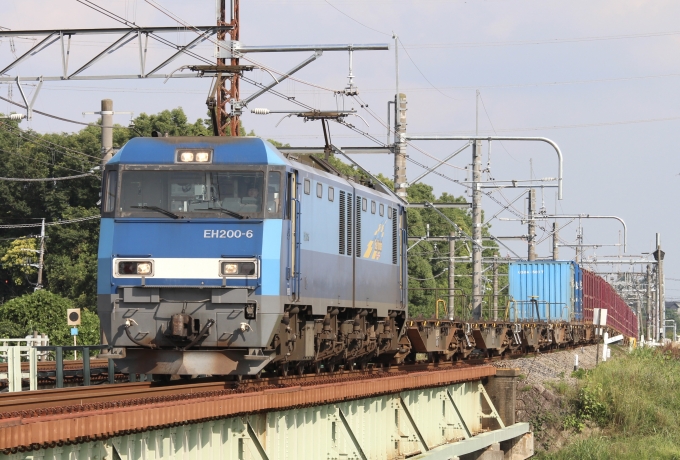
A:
195 151 210 162
136 262 152 275
221 263 239 275
219 260 258 277
176 149 213 163
117 260 154 276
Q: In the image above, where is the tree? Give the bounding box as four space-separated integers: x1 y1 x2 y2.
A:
0 290 99 345
0 237 38 286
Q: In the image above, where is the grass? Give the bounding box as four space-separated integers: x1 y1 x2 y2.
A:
536 345 680 459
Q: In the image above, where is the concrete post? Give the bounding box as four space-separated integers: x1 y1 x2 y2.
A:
471 140 483 319
394 93 407 199
552 222 559 261
101 99 114 166
483 368 519 428
527 189 536 261
448 232 456 320
646 264 652 341
654 234 665 341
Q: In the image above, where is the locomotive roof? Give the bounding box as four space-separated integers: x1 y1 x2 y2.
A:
107 136 287 165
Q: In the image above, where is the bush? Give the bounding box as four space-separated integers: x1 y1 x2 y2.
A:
0 289 99 346
539 347 680 459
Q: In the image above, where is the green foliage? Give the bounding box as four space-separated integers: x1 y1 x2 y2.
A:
539 347 680 459
571 368 588 379
0 107 217 309
0 237 38 285
0 290 99 345
125 108 212 141
404 182 504 318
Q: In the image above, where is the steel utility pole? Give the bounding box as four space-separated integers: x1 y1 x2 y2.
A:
217 0 239 136
472 139 483 319
492 255 499 321
101 99 113 166
448 232 455 320
552 222 559 261
527 189 537 261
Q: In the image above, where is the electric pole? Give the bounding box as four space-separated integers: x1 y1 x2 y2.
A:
646 263 652 341
35 218 45 291
653 233 665 340
528 189 537 261
217 0 240 136
471 139 483 319
448 232 455 320
492 255 499 321
394 93 407 198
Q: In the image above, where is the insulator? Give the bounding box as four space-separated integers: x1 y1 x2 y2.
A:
9 113 24 120
251 108 270 115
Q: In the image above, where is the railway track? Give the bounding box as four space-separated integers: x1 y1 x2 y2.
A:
0 360 481 415
0 359 110 374
0 342 586 416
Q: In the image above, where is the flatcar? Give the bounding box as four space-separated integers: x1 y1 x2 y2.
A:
97 136 408 376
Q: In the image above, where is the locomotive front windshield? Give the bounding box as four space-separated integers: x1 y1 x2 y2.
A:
113 169 282 219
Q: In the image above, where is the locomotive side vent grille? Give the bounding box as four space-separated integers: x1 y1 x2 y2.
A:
339 191 346 255
392 207 398 264
356 195 362 257
347 193 353 256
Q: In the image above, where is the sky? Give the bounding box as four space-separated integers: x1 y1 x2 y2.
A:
1 0 679 296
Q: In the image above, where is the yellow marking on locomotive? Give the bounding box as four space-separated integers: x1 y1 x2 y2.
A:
363 222 387 259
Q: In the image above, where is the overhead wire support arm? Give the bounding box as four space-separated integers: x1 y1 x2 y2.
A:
239 51 323 109
406 136 564 200
543 214 627 252
234 43 389 53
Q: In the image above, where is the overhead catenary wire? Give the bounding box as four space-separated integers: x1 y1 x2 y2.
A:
142 0 341 94
0 172 96 181
75 0 214 67
0 146 95 176
0 215 100 229
0 121 103 163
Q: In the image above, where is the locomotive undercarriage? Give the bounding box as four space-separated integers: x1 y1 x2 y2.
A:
267 305 407 375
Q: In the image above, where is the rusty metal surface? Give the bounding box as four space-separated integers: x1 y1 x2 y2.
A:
0 358 110 374
0 365 495 452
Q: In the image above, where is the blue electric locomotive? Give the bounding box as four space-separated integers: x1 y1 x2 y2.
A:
98 136 408 376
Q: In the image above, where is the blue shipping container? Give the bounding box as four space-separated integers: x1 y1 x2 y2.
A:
508 261 574 322
572 262 583 322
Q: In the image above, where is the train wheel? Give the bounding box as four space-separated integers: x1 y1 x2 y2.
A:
359 361 368 371
327 362 336 373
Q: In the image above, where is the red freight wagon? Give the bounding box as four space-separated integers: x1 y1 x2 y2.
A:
581 268 638 338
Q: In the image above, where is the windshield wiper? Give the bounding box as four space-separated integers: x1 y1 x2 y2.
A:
190 199 246 220
130 205 180 219
202 206 246 220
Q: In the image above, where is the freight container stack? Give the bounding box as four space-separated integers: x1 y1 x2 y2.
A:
508 261 639 339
